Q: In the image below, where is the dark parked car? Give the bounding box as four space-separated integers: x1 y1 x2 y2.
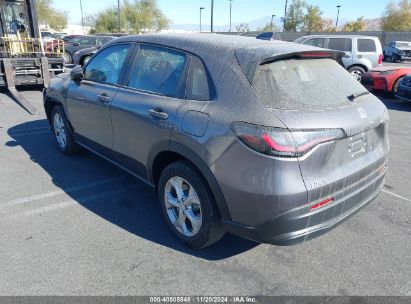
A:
73 36 116 66
63 35 114 64
44 34 389 248
256 32 281 41
395 75 411 101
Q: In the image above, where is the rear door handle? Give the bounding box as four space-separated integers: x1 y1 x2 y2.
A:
149 109 169 120
97 93 111 104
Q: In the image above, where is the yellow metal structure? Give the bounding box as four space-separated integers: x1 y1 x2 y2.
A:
0 35 64 57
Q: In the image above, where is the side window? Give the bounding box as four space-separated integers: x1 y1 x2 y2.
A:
69 37 80 44
186 56 211 101
84 44 131 84
304 38 325 47
128 45 187 97
328 38 351 52
358 39 376 52
78 36 96 46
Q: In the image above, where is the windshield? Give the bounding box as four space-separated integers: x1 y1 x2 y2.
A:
253 58 367 110
293 37 307 43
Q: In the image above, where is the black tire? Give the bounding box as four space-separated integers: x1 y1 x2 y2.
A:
391 53 397 63
51 105 79 154
383 52 387 62
348 66 366 82
158 161 225 249
392 76 404 95
82 56 92 66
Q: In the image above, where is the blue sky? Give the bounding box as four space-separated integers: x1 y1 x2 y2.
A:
54 0 391 26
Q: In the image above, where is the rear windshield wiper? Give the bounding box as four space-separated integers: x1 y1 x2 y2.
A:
347 91 370 102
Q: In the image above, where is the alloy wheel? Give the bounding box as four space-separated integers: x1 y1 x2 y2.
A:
53 112 67 149
350 70 362 82
164 176 202 237
63 51 72 64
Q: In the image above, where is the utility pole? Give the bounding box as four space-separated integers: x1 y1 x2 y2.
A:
80 0 84 34
283 0 288 32
229 0 233 32
336 5 341 29
118 0 121 32
271 14 276 31
200 7 205 32
211 0 214 32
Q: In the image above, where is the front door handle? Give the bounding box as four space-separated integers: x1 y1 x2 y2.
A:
97 93 111 104
149 109 169 120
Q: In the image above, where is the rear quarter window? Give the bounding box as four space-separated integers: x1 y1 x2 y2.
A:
253 58 366 110
358 39 377 52
186 56 212 101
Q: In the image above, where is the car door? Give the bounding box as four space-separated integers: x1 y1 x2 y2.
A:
110 44 189 178
66 43 133 153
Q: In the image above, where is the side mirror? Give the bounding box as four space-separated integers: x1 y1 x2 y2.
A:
72 43 80 47
70 65 84 81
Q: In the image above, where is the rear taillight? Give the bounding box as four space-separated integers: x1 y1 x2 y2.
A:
378 54 383 65
232 122 345 158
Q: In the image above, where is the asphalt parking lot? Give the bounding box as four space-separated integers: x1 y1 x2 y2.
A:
0 82 410 296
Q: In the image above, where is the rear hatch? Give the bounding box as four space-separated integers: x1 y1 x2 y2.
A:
251 56 389 203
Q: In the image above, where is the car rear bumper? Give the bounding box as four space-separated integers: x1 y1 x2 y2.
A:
362 75 388 92
223 164 387 246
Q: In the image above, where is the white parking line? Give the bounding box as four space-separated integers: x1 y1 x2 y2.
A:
382 189 411 203
2 187 134 221
2 177 124 208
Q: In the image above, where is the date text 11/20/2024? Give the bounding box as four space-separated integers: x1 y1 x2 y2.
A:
149 297 257 303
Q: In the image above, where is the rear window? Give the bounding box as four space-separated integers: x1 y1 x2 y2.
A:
257 33 273 40
328 38 352 52
253 58 366 110
358 39 376 52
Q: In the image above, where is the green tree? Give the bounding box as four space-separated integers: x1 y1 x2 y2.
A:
381 0 411 31
235 23 250 32
36 0 67 31
284 0 307 32
302 5 324 32
322 18 337 32
89 0 169 34
258 23 282 32
342 17 366 32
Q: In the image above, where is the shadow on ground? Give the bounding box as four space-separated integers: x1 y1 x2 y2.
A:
374 92 411 112
7 119 258 261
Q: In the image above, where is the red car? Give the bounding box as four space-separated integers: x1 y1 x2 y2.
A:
361 67 411 95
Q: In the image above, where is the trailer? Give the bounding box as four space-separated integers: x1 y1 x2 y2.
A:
0 0 64 114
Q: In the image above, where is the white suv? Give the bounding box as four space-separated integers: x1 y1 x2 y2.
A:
294 35 383 81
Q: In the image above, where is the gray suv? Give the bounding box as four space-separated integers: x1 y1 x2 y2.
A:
44 34 389 248
294 35 383 81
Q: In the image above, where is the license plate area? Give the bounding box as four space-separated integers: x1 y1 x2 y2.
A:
349 133 367 158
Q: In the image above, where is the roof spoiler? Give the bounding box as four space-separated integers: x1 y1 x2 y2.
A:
260 50 345 66
236 46 345 85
